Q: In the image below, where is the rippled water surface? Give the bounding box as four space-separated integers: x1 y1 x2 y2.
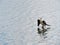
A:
0 0 60 45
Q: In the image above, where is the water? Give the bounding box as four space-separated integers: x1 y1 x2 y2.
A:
0 0 60 45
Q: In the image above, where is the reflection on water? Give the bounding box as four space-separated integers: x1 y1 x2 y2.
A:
37 27 50 39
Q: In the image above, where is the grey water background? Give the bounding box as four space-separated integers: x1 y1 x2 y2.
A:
0 0 60 45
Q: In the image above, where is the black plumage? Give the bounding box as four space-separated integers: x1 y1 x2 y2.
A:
42 20 47 25
37 19 40 26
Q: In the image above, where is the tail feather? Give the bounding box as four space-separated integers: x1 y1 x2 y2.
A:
46 24 50 26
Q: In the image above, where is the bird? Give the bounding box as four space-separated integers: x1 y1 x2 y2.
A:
37 18 50 29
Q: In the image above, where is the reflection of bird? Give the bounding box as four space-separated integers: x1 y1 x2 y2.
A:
37 28 41 34
37 27 47 34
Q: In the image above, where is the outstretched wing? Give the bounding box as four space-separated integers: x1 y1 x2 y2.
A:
37 19 40 26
